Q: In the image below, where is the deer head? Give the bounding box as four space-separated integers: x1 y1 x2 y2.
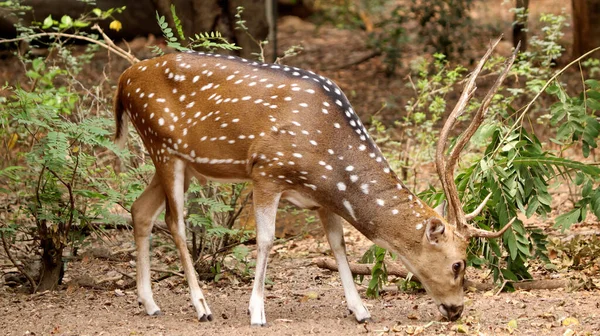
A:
409 37 519 319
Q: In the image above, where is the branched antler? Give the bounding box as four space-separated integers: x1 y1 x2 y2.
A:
435 37 520 239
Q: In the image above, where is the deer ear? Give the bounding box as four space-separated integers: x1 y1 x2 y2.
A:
426 218 446 245
434 200 447 218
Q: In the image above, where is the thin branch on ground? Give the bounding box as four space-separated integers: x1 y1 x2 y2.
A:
151 267 184 277
314 258 572 291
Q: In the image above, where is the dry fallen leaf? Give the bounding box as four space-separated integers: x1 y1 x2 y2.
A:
404 325 424 335
300 291 319 302
407 312 419 320
453 324 468 334
562 317 579 326
507 319 518 334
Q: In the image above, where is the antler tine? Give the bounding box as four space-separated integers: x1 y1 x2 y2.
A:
435 36 503 225
464 193 492 221
467 216 516 239
447 41 521 178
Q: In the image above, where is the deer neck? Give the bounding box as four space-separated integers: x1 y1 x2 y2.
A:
295 151 434 253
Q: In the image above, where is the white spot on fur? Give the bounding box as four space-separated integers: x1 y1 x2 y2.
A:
343 199 357 221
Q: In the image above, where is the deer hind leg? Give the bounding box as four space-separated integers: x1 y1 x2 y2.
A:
159 159 212 322
318 209 371 323
248 184 282 326
132 173 166 316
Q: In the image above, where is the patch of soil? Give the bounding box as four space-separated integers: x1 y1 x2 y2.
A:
1 224 599 335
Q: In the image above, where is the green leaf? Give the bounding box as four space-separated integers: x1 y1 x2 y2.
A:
512 156 600 176
60 15 73 28
537 192 552 206
489 239 502 258
501 268 519 281
42 15 53 29
588 90 600 100
554 208 581 231
575 171 585 185
550 103 566 125
501 140 519 152
583 116 600 149
506 230 518 261
591 190 600 217
170 4 186 40
545 83 560 95
582 180 593 197
92 8 103 17
587 98 600 111
32 58 45 72
585 79 600 89
73 20 90 28
583 142 590 158
525 198 539 218
25 70 41 79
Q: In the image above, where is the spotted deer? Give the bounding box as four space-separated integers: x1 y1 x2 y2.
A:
114 38 518 325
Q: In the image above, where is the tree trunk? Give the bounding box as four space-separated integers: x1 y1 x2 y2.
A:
572 0 600 59
513 0 529 51
36 237 64 292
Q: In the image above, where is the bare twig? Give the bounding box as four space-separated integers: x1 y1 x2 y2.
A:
314 258 572 291
151 267 184 277
0 25 139 65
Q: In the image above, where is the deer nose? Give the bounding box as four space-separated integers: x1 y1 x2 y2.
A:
439 304 463 321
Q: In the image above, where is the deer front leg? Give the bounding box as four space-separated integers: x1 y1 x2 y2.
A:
132 174 165 316
318 209 371 323
161 160 212 322
248 187 281 326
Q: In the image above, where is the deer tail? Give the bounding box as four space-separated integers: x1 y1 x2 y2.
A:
113 76 129 150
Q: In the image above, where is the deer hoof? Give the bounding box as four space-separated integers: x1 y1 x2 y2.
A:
251 322 267 327
357 316 372 324
149 310 162 316
199 313 213 322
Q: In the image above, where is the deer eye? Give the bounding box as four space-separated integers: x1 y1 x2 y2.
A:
452 261 462 275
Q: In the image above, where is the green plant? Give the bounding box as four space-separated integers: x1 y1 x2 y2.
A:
408 0 475 57
0 1 150 292
151 4 241 55
358 245 388 298
0 42 126 292
384 53 467 183
367 6 407 76
187 182 253 279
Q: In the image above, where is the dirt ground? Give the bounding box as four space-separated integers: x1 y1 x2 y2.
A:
2 0 600 335
1 225 599 336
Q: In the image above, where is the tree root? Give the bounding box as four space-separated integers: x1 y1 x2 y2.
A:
314 258 572 292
